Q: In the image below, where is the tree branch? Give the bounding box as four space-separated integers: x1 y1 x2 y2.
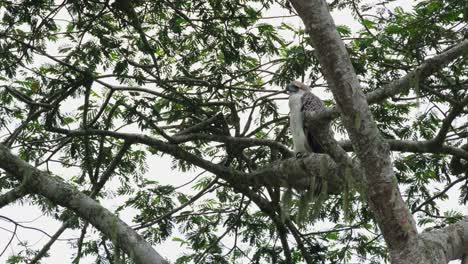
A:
0 144 169 264
45 124 468 200
306 38 468 123
289 0 417 258
45 125 347 194
418 217 468 262
0 186 28 208
339 139 468 160
366 39 468 104
29 223 69 264
431 96 468 146
171 133 293 158
29 141 132 263
411 175 468 214
134 177 219 230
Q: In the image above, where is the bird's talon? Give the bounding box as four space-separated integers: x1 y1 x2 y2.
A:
295 152 308 158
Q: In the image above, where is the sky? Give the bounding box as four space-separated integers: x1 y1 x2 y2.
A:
0 0 466 263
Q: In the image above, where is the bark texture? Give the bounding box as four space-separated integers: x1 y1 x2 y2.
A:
0 144 169 264
288 0 467 263
250 153 343 193
306 39 468 122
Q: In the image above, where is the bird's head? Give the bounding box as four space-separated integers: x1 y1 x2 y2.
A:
285 80 310 94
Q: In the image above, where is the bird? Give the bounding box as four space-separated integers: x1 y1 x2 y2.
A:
286 80 326 156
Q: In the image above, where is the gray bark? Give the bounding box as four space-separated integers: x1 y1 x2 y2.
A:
305 38 468 123
44 126 347 193
289 0 467 263
0 144 169 264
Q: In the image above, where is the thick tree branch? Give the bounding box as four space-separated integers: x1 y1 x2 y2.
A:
366 39 468 104
417 217 468 262
289 0 417 259
250 153 343 193
45 126 345 193
306 39 468 123
45 125 468 197
0 144 169 264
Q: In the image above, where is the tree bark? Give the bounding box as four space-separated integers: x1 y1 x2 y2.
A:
288 0 467 263
0 144 168 264
304 38 468 123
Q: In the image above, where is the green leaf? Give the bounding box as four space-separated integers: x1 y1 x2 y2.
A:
336 25 352 36
325 232 338 240
361 19 375 29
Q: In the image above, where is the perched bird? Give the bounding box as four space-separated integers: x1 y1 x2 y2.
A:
283 81 330 224
286 80 326 156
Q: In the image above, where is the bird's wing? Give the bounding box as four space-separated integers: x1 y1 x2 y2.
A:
301 91 326 153
300 91 325 112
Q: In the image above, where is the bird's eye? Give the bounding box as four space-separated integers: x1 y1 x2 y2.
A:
286 83 299 93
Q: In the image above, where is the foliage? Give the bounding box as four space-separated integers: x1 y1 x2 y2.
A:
0 0 466 263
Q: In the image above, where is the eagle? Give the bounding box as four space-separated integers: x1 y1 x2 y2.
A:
286 80 326 156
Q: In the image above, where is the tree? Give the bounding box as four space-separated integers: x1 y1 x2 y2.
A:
0 0 467 263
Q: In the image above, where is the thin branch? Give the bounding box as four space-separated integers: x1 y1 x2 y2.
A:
0 220 17 257
431 96 468 146
73 222 89 263
28 141 131 263
412 175 468 213
193 198 249 264
302 223 363 236
29 222 70 264
134 177 219 230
